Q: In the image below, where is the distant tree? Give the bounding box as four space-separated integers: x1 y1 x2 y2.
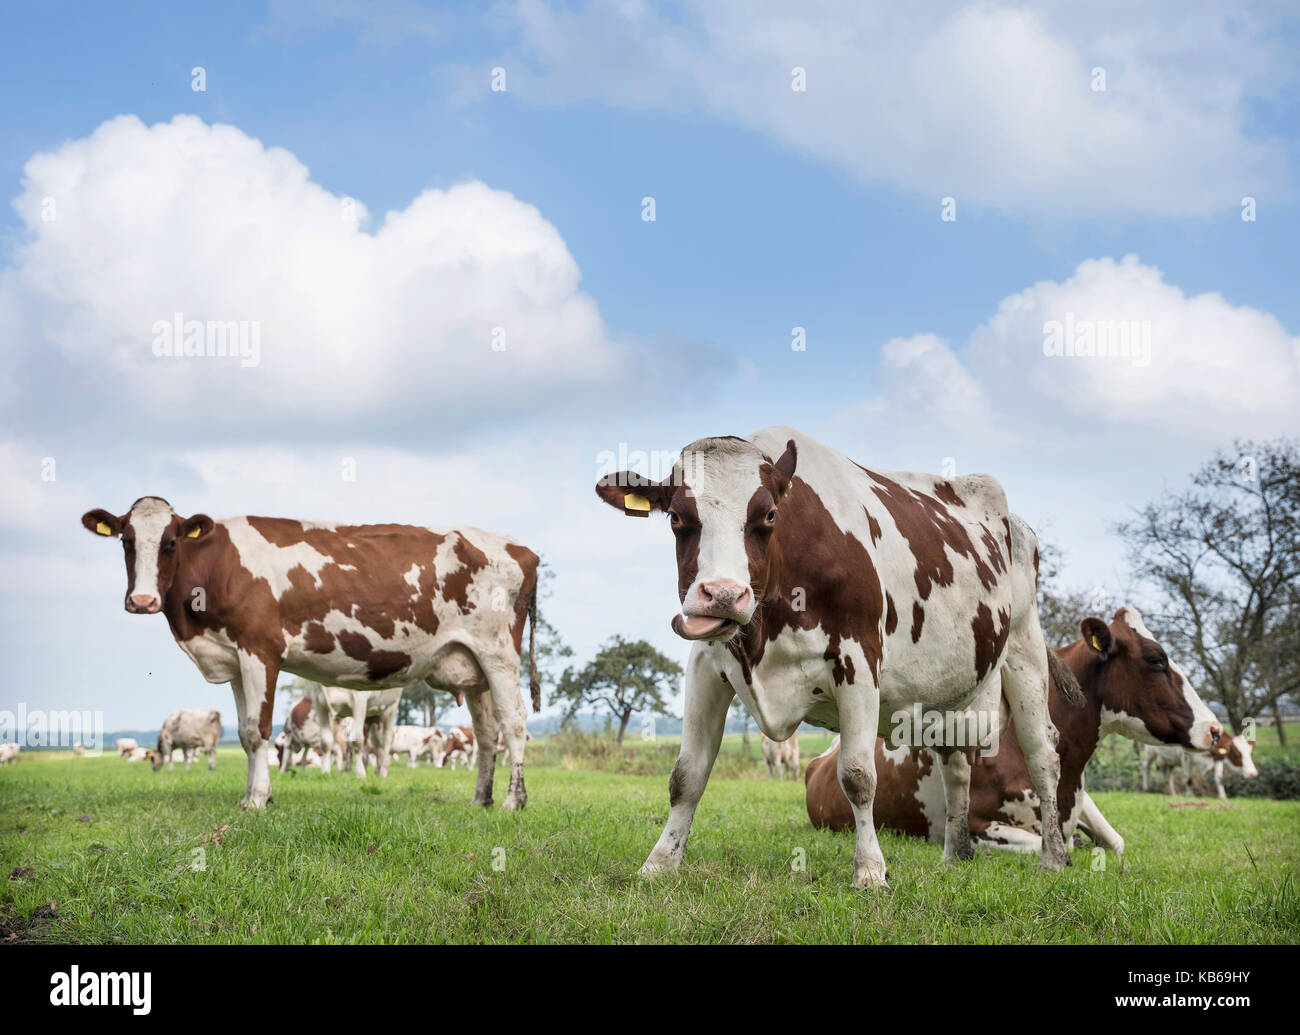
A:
1118 438 1300 734
554 636 681 744
730 696 752 756
1035 538 1095 648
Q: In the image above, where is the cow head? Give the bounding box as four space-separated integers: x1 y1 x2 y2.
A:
81 497 214 614
1080 607 1220 750
596 436 797 642
151 742 167 772
1212 732 1259 778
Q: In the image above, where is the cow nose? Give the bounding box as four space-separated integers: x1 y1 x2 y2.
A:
129 594 160 614
697 580 752 614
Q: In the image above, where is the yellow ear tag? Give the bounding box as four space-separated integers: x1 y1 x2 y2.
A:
624 493 651 514
1090 634 1102 652
96 521 112 536
186 526 202 538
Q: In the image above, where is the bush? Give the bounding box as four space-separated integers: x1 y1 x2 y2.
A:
1082 734 1145 792
1223 760 1300 800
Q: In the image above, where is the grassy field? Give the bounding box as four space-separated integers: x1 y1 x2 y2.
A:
2 742 1298 944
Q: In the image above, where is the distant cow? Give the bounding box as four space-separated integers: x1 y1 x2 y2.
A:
73 743 86 756
806 607 1221 855
441 727 477 770
0 743 20 765
391 725 445 768
317 685 403 777
279 693 338 774
760 732 799 780
1143 732 1258 799
82 498 540 810
494 727 532 765
597 425 1070 887
153 709 221 772
126 746 152 763
115 738 139 757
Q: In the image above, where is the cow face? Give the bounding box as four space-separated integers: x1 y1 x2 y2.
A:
1212 732 1259 778
82 498 214 614
596 437 797 642
1081 607 1220 750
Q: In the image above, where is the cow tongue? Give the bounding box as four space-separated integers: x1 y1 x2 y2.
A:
672 613 733 640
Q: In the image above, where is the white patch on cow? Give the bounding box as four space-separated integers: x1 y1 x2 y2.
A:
1231 734 1258 778
126 497 175 604
224 516 335 598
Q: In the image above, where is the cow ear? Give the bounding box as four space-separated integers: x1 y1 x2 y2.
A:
82 509 122 537
1080 617 1112 656
773 439 797 500
594 474 672 518
181 514 214 540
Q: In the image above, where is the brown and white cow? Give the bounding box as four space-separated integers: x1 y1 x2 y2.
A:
153 708 221 771
82 498 540 810
115 737 139 757
760 731 800 780
597 426 1071 887
279 693 338 774
806 607 1221 854
391 724 444 767
1143 732 1257 799
440 726 477 770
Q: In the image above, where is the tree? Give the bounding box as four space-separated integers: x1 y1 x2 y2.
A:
554 636 681 744
1034 537 1097 648
1117 438 1300 732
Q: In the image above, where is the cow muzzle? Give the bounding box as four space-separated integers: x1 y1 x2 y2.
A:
127 594 161 614
672 579 753 641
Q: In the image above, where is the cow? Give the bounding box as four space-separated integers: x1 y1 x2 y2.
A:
597 426 1072 887
0 743 20 765
440 726 476 770
126 746 153 762
279 692 337 774
806 606 1222 854
391 724 445 767
1143 732 1258 799
81 498 540 810
115 737 139 757
760 731 800 780
316 685 403 777
153 708 221 771
73 743 86 756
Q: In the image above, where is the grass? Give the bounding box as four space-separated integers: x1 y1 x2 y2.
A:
2 744 1297 944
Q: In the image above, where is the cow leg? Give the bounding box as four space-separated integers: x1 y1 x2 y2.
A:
1141 750 1151 792
837 685 889 889
207 745 217 771
231 656 275 809
375 706 397 778
1076 791 1124 855
1214 760 1226 800
1000 624 1067 873
465 689 499 807
485 665 529 811
641 655 732 877
935 746 975 862
348 694 367 778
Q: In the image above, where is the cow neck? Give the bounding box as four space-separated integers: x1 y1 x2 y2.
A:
1052 639 1106 785
161 531 222 642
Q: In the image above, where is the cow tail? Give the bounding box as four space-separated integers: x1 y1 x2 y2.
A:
527 584 540 712
1047 646 1084 707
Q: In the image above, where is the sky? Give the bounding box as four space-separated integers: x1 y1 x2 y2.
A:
2 0 1298 734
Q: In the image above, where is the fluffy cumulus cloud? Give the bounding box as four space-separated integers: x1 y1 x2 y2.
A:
501 0 1292 217
0 114 634 436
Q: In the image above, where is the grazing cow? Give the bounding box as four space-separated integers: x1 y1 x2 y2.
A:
153 709 221 771
597 426 1071 887
317 685 403 777
279 692 337 774
760 731 800 780
441 726 476 770
126 746 152 762
391 724 446 767
1143 732 1258 799
0 743 20 765
81 498 540 810
115 738 139 757
807 607 1221 854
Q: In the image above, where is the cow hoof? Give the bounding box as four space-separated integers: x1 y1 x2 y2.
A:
501 796 525 812
241 795 270 810
851 874 891 891
471 797 493 808
1038 857 1065 874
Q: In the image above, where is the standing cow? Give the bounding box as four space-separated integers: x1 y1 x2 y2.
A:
115 738 139 757
318 685 403 777
807 607 1221 854
760 731 800 781
597 426 1070 887
1143 732 1258 799
82 498 540 810
153 709 221 771
279 692 338 774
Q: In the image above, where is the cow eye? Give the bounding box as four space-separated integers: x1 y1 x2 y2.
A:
1145 654 1167 670
162 539 177 553
668 511 682 528
765 507 778 524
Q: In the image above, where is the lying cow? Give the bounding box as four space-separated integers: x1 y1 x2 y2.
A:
0 743 21 765
598 425 1070 887
115 737 138 757
82 498 540 810
760 731 799 780
806 607 1221 855
153 708 221 771
1143 732 1258 799
126 746 153 762
279 693 338 774
440 726 476 770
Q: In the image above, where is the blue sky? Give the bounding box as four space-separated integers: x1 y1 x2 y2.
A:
2 1 1298 732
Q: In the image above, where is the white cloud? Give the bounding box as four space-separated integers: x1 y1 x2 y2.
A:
0 114 636 434
501 0 1292 218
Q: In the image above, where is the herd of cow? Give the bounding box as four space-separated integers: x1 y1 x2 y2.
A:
67 425 1258 889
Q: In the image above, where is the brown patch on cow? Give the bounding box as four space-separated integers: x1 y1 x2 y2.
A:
807 742 935 837
884 593 898 636
971 603 1011 682
866 511 882 545
289 696 312 729
335 629 411 682
911 602 925 643
441 534 489 614
303 622 334 654
933 481 963 508
867 472 1000 598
